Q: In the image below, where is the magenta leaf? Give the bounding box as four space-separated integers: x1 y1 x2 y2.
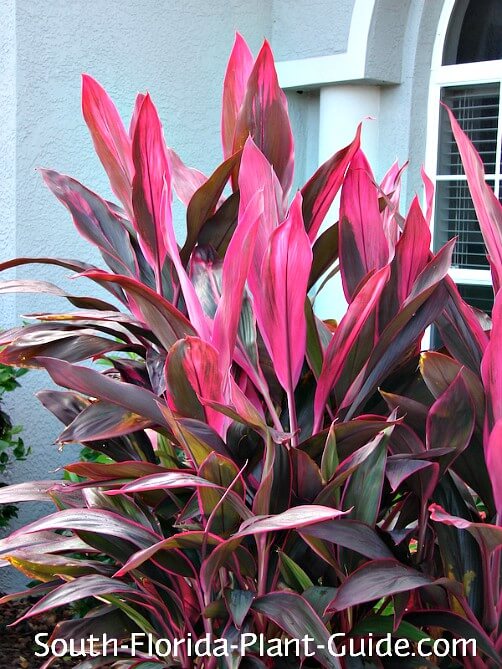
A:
379 160 407 249
172 337 226 436
166 147 207 206
131 94 170 286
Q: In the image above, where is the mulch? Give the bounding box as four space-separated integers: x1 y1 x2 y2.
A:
0 595 74 669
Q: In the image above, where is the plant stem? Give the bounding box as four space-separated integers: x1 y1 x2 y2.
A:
155 257 164 297
257 535 270 597
286 387 299 448
416 503 428 564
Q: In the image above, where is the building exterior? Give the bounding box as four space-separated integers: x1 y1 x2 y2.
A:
0 0 500 590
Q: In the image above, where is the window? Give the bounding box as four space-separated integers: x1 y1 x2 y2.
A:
427 0 502 330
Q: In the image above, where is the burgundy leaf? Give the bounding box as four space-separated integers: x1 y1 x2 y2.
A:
252 592 341 669
327 560 433 612
41 170 139 279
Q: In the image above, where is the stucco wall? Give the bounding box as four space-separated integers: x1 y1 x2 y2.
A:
271 0 354 60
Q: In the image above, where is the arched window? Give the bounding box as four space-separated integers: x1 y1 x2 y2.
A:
426 0 502 317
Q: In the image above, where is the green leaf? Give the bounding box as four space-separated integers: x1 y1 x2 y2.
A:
278 551 314 592
342 427 391 526
224 588 254 628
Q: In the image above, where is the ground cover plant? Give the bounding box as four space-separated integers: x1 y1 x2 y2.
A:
0 364 28 530
0 34 500 668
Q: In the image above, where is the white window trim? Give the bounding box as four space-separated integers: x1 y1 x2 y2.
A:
425 0 502 287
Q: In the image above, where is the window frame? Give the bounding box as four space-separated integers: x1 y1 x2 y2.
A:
425 1 502 290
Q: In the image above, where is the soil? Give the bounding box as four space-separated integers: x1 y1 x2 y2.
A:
0 595 74 669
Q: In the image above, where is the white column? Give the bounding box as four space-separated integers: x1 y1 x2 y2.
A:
314 84 380 322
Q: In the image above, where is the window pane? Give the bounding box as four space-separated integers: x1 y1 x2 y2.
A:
434 180 495 269
443 0 502 65
438 85 499 175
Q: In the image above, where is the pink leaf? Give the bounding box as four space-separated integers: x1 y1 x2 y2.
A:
420 166 434 225
129 92 145 139
395 196 431 303
430 503 502 552
212 190 263 374
82 75 134 218
251 192 312 394
233 40 294 197
445 105 502 292
379 160 407 250
222 33 254 161
131 94 170 285
166 147 208 207
339 149 389 301
236 505 347 537
178 337 226 436
238 138 283 298
313 266 390 431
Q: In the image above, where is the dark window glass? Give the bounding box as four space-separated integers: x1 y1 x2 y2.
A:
443 0 502 65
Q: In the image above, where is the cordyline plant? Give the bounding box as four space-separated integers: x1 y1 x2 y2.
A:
0 34 500 669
